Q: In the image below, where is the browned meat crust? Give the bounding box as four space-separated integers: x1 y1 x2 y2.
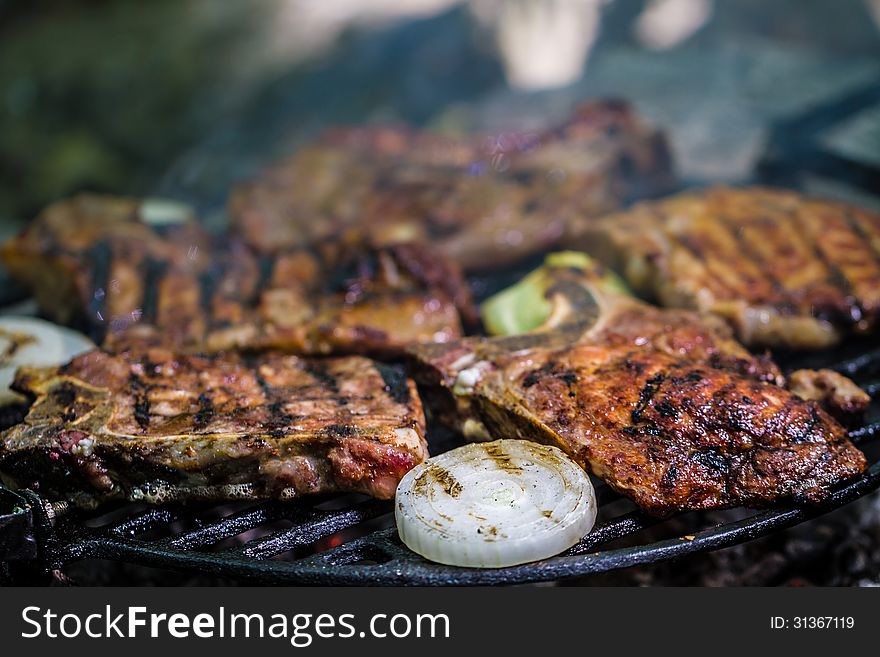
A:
0 194 475 357
578 186 880 349
0 195 210 330
228 100 673 270
0 349 427 506
787 368 871 421
411 258 867 517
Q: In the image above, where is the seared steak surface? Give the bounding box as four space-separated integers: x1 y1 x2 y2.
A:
412 257 867 516
229 100 673 270
579 186 880 349
1 194 474 356
0 349 427 506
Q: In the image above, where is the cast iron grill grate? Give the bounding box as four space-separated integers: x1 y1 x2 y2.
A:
2 344 878 585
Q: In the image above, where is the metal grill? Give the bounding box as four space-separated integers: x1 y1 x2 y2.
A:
3 232 880 586
2 343 878 585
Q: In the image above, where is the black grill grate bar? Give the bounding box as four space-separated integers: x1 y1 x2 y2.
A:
831 348 880 378
154 503 281 551
108 507 179 538
849 421 880 444
233 499 392 560
563 511 656 556
17 437 880 584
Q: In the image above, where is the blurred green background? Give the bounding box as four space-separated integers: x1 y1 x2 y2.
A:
1 0 879 228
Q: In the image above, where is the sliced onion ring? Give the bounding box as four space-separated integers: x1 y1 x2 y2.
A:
0 317 94 404
395 439 597 568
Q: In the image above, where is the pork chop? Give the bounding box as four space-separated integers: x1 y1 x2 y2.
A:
577 186 880 349
0 348 427 507
411 253 867 516
228 100 673 271
0 194 475 357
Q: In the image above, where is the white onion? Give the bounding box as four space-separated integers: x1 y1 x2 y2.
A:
395 439 597 568
0 317 94 404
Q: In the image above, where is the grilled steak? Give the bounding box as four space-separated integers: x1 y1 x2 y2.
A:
228 100 673 271
411 254 867 516
0 348 427 506
577 186 880 349
1 194 475 356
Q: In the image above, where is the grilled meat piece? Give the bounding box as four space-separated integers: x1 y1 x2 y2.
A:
411 254 867 516
0 349 427 507
578 186 880 349
0 194 209 331
228 100 673 271
1 194 475 356
787 368 871 422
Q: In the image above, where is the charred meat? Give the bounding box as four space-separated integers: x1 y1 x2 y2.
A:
0 349 427 506
0 194 209 331
228 100 673 271
411 253 867 516
786 368 871 423
0 194 475 357
578 186 880 349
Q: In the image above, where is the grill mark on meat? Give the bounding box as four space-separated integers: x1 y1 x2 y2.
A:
341 249 381 296
252 366 297 431
804 225 862 324
558 370 578 385
140 257 169 327
661 464 678 488
850 209 880 263
631 372 665 424
302 360 340 397
130 373 151 431
690 216 773 302
758 198 842 314
820 207 880 321
375 362 411 405
87 239 113 340
843 208 880 317
692 449 728 472
323 423 358 438
325 250 359 295
717 203 787 301
650 208 738 300
199 262 224 330
792 202 867 324
845 210 880 266
193 393 215 432
787 405 821 444
253 253 276 306
523 361 558 388
655 400 676 417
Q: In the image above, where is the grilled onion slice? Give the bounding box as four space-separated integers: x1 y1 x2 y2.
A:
395 439 597 568
0 317 94 404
